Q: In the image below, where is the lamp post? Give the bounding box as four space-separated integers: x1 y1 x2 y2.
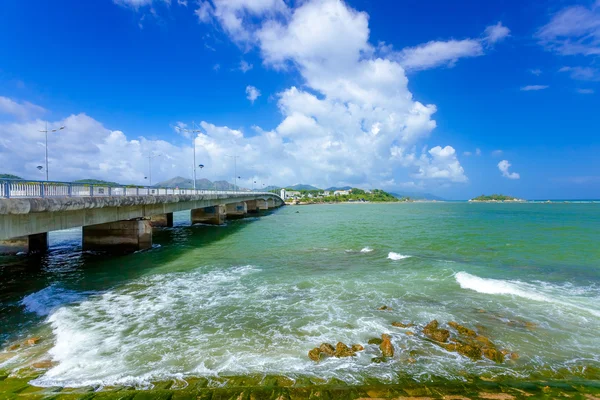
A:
146 152 161 186
225 154 240 191
175 124 202 189
198 164 204 191
38 123 65 181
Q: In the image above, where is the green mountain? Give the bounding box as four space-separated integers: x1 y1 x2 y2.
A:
73 179 122 186
153 176 240 191
326 186 352 191
0 174 23 180
286 184 322 191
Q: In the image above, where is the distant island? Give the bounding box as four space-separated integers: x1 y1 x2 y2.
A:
469 194 525 202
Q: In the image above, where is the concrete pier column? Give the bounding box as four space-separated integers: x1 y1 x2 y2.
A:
150 213 174 228
0 233 48 255
246 200 259 213
83 219 152 253
257 199 268 210
225 202 248 219
267 198 275 209
191 205 226 225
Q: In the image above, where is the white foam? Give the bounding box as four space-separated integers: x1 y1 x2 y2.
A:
387 252 411 260
455 271 600 317
360 247 373 253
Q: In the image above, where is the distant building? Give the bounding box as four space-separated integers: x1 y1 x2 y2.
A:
323 191 331 196
334 190 351 196
286 191 301 199
280 188 286 199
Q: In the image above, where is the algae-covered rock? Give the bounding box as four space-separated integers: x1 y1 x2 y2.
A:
31 360 53 369
8 344 20 351
405 331 414 336
335 342 355 357
380 334 394 357
378 305 392 311
423 320 450 343
475 335 494 348
455 342 482 360
308 347 321 362
351 344 364 352
392 321 415 328
368 337 383 345
371 356 386 363
448 321 477 337
482 348 504 363
319 343 335 356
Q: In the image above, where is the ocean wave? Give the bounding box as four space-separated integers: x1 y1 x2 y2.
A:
21 285 90 317
360 247 373 253
387 252 411 260
455 271 600 317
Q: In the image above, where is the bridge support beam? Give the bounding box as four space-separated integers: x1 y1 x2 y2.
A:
83 219 152 253
267 198 275 209
0 233 48 255
150 213 173 228
245 200 259 213
256 199 268 210
225 202 247 219
191 205 226 225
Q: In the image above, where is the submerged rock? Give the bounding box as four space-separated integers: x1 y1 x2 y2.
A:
380 334 394 357
26 337 41 346
371 356 386 363
335 342 355 357
392 321 415 328
32 360 53 369
368 338 383 345
319 343 335 356
378 305 392 311
483 348 505 363
455 342 482 360
423 320 450 343
8 344 20 351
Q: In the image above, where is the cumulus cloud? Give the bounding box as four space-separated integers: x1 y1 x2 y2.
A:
0 0 472 191
245 85 261 103
536 3 600 56
498 160 520 180
521 85 549 91
0 96 46 120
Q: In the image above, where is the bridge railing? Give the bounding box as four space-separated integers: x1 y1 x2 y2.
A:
0 179 280 199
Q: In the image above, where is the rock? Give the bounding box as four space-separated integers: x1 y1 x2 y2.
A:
510 352 520 360
378 305 392 311
448 321 477 337
8 344 20 351
483 348 505 363
26 337 41 346
405 331 414 336
475 335 494 348
455 342 482 360
368 338 383 345
308 348 321 362
392 321 415 328
335 342 355 357
32 360 53 369
423 320 450 343
319 343 335 356
351 344 364 352
380 334 394 357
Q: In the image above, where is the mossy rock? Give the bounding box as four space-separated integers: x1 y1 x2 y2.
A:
367 338 382 345
132 390 174 400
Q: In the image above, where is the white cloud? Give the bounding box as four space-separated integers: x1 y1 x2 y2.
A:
484 22 510 43
0 96 46 120
521 85 549 91
213 63 221 71
463 151 472 156
245 85 261 103
558 66 600 81
536 3 600 56
498 159 520 180
530 69 542 76
239 60 253 73
113 0 169 9
475 148 481 156
491 149 503 157
463 147 482 157
577 88 595 94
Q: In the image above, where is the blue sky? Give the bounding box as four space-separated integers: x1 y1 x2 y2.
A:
0 0 599 199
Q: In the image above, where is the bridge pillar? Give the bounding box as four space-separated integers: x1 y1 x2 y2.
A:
225 202 247 219
267 198 276 209
0 233 48 255
83 219 152 253
245 200 259 213
150 213 174 228
257 199 268 210
191 205 226 225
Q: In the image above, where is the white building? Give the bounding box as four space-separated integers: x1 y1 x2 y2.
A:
334 190 351 196
280 188 286 199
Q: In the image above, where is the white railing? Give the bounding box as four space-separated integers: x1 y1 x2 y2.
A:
0 179 280 200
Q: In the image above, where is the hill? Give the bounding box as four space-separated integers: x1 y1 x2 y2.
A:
390 191 445 201
286 184 322 191
73 179 122 187
0 174 23 180
470 194 524 202
154 176 239 191
326 186 352 191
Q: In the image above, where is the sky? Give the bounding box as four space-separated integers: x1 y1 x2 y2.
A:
0 0 599 199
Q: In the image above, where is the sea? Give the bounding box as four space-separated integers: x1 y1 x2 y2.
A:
0 202 599 391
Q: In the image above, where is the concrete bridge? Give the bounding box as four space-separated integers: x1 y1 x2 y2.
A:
0 180 284 254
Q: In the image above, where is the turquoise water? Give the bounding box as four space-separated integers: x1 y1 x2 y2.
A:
1 203 599 387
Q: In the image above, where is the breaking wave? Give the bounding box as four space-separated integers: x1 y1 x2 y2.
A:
387 252 411 260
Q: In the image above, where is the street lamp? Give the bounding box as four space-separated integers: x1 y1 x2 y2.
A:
225 154 240 191
146 152 161 186
175 123 202 189
38 123 65 181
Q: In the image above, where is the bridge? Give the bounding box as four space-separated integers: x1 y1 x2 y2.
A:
0 180 284 254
